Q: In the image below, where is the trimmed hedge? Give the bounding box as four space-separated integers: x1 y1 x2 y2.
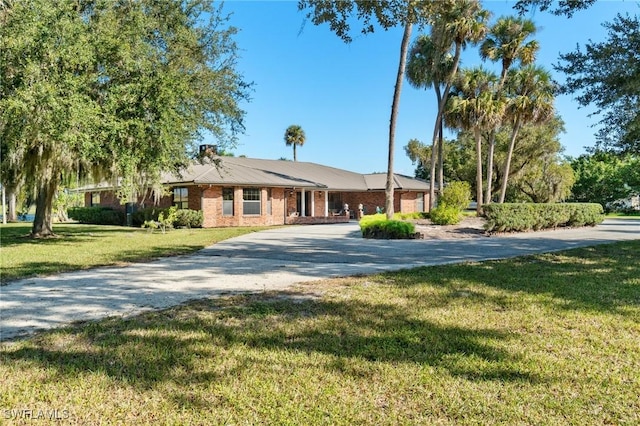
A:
483 203 604 233
68 207 125 226
360 214 417 239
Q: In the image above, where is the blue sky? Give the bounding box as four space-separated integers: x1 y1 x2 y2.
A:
211 0 639 175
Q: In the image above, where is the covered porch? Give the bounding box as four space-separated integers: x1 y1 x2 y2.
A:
284 189 353 224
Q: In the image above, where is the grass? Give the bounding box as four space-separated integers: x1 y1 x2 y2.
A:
1 240 638 424
0 222 272 284
607 212 640 218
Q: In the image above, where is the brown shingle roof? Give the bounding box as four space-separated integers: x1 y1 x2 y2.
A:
81 157 431 192
166 157 430 191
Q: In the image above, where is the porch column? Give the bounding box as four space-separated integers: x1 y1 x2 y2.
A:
301 188 306 217
324 190 329 216
310 190 315 217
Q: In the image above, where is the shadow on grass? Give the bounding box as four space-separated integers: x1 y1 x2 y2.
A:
0 293 541 400
1 243 200 283
0 223 138 247
391 240 640 318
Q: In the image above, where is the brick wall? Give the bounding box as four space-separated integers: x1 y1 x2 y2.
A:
200 186 287 228
341 191 429 215
85 185 431 227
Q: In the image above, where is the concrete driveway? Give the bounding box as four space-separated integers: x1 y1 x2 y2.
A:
1 218 639 341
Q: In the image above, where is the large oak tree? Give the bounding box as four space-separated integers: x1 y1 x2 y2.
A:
555 13 640 155
0 0 250 237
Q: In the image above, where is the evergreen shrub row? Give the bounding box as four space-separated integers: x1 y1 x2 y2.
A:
483 203 604 233
68 207 125 225
69 206 204 228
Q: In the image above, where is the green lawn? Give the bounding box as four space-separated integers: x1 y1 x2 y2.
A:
0 223 271 283
1 241 638 424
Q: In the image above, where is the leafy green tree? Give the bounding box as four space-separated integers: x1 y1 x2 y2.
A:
404 137 475 185
498 65 555 203
513 0 596 17
570 152 640 209
439 115 570 205
1 0 97 236
555 13 640 154
404 138 431 176
509 155 575 203
0 0 249 237
284 125 306 161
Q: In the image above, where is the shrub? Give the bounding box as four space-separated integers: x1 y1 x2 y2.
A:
174 209 204 228
393 212 430 220
68 207 124 226
361 220 416 239
484 203 604 233
439 181 472 211
430 205 462 225
133 207 204 228
132 207 166 227
360 214 417 239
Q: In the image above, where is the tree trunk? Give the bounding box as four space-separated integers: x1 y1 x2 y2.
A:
293 144 297 162
498 117 522 203
438 116 444 196
475 129 484 216
31 179 58 237
430 87 443 211
428 43 462 211
385 21 412 220
428 129 438 211
8 190 17 221
485 130 496 204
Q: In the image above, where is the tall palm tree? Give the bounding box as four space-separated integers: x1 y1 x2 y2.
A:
498 65 555 203
284 125 306 161
422 0 489 210
480 16 539 203
406 34 454 204
446 67 504 215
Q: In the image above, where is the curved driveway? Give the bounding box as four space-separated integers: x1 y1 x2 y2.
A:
1 219 639 341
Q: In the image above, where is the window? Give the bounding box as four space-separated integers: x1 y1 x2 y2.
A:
222 188 234 216
243 188 261 215
173 187 188 209
416 192 424 212
328 192 342 212
90 192 100 206
267 189 272 215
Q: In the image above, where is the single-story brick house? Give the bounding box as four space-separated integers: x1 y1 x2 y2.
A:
84 156 432 227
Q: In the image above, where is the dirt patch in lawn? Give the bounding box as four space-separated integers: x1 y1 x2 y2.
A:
413 216 488 240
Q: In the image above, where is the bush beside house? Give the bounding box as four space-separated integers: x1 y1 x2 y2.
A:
68 207 125 225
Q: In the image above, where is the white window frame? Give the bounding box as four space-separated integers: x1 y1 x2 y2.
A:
222 188 234 216
243 188 261 215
